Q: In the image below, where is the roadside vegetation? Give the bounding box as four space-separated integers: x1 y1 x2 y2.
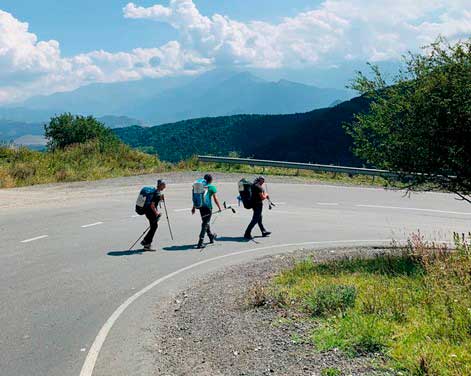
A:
0 145 386 188
346 38 471 203
256 233 471 375
0 114 169 188
0 140 169 188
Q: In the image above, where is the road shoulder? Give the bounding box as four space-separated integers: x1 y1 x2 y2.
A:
152 247 392 375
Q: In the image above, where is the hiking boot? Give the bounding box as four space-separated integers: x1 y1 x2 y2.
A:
262 231 271 237
209 233 217 244
197 240 205 249
143 244 156 252
244 233 253 240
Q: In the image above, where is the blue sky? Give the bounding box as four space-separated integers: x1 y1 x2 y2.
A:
0 0 469 103
0 0 321 56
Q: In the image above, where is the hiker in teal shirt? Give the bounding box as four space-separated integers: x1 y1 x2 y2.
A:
191 174 222 249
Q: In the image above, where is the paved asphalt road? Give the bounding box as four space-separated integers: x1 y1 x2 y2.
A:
1 173 470 376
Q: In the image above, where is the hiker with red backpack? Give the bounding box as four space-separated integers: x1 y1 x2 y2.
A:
192 174 223 249
242 176 271 240
134 179 167 251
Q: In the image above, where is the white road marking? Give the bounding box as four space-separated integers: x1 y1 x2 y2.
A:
174 208 192 212
317 202 339 206
80 238 391 376
81 222 104 228
356 204 471 216
131 215 140 218
20 235 48 243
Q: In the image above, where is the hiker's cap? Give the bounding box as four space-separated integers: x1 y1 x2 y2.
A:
157 179 166 186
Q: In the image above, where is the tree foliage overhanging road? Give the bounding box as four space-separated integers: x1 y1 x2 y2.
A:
346 38 471 203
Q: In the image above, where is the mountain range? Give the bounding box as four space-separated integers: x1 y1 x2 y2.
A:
0 69 351 125
124 70 351 124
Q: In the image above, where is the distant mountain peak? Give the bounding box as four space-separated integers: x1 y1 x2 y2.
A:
222 71 265 85
276 78 314 88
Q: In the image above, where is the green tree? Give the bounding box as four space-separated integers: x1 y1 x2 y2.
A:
345 38 471 203
45 113 118 150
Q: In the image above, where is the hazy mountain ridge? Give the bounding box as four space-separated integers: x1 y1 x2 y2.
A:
0 70 351 126
0 119 43 142
127 71 351 123
0 115 142 145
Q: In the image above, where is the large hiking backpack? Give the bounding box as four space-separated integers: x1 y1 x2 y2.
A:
135 186 156 215
238 178 253 209
192 179 207 209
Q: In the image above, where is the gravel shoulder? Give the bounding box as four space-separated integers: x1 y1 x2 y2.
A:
152 247 394 376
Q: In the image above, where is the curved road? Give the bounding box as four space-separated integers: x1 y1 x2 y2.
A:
1 173 470 376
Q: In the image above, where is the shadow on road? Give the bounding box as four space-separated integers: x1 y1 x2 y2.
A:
107 249 154 256
162 244 196 252
216 236 251 243
162 236 253 252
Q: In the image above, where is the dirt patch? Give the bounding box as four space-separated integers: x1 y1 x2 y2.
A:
153 248 393 376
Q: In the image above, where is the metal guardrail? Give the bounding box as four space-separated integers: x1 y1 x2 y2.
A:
198 155 398 178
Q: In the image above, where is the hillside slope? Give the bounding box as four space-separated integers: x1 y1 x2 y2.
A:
114 96 369 166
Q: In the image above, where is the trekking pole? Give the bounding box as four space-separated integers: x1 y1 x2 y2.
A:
265 183 276 210
128 226 150 251
201 202 236 219
162 199 174 241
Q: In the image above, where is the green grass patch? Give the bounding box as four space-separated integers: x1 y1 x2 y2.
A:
305 284 357 317
321 367 342 376
269 234 471 375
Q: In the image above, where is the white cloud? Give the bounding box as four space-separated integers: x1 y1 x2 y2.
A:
0 9 210 103
0 1 470 104
124 0 471 66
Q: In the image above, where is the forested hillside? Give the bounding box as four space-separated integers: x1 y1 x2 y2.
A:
114 95 369 166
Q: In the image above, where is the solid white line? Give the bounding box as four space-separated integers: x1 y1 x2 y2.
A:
20 235 48 243
356 204 471 216
81 222 104 228
131 214 140 218
79 238 391 376
317 202 339 206
174 208 191 212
